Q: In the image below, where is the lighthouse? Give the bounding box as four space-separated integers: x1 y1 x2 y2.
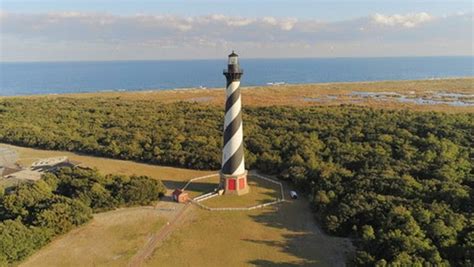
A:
220 51 249 195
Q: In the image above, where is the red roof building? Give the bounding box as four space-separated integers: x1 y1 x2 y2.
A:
172 189 189 203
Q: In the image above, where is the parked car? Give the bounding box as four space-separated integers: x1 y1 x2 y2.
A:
290 190 298 199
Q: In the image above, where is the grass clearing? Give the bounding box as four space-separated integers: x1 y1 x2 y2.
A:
20 207 167 267
146 198 352 267
203 176 281 208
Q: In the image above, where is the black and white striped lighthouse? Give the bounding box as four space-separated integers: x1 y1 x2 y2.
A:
220 51 249 195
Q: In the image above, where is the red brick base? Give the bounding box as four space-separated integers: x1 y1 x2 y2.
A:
220 170 249 195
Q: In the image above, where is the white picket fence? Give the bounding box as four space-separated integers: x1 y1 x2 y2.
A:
190 198 284 212
193 192 218 202
181 173 219 191
187 172 286 212
252 173 285 202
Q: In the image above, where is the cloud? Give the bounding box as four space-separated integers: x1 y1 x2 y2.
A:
0 11 472 61
262 16 297 30
262 16 278 25
372 12 433 28
225 17 255 27
279 18 298 31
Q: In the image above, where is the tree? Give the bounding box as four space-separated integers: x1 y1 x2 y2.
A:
361 225 375 241
0 220 36 263
1 180 52 221
119 176 166 205
33 196 92 234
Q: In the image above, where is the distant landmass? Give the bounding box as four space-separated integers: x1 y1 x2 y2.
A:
1 56 473 96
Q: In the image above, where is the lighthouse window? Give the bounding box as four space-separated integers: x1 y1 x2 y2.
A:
229 56 238 65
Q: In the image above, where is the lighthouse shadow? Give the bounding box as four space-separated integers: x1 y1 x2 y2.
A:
244 193 351 266
161 178 219 199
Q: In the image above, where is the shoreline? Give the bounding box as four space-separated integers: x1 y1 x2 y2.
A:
1 78 473 113
1 76 473 98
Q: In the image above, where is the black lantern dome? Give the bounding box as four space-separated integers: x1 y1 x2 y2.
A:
228 51 239 65
224 51 243 79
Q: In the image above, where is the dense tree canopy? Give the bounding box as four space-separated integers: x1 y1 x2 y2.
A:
0 98 472 265
0 166 166 264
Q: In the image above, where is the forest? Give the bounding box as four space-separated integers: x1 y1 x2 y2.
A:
0 166 166 264
0 97 472 266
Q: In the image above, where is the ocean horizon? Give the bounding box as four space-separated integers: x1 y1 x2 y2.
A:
1 56 472 96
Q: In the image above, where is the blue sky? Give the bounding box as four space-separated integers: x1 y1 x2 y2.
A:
2 0 472 20
1 0 472 61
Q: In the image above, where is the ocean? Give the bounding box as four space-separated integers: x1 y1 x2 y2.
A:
0 56 472 96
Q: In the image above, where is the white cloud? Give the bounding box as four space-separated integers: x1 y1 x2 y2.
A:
53 11 87 19
225 17 254 27
262 16 278 26
0 11 471 61
279 18 298 31
261 16 297 30
372 12 433 28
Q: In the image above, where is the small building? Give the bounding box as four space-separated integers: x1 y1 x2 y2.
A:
31 156 71 171
172 189 189 203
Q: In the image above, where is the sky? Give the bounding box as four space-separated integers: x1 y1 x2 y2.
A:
1 0 473 61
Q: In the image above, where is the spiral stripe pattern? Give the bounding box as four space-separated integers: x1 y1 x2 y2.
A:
221 79 245 175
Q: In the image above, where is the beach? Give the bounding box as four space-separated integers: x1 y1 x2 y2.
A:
4 78 473 113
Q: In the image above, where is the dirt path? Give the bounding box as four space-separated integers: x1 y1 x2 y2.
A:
128 202 193 267
20 206 172 267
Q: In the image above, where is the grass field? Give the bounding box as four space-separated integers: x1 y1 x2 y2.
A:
146 200 351 266
3 144 353 266
202 176 282 208
7 78 473 113
21 207 167 267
